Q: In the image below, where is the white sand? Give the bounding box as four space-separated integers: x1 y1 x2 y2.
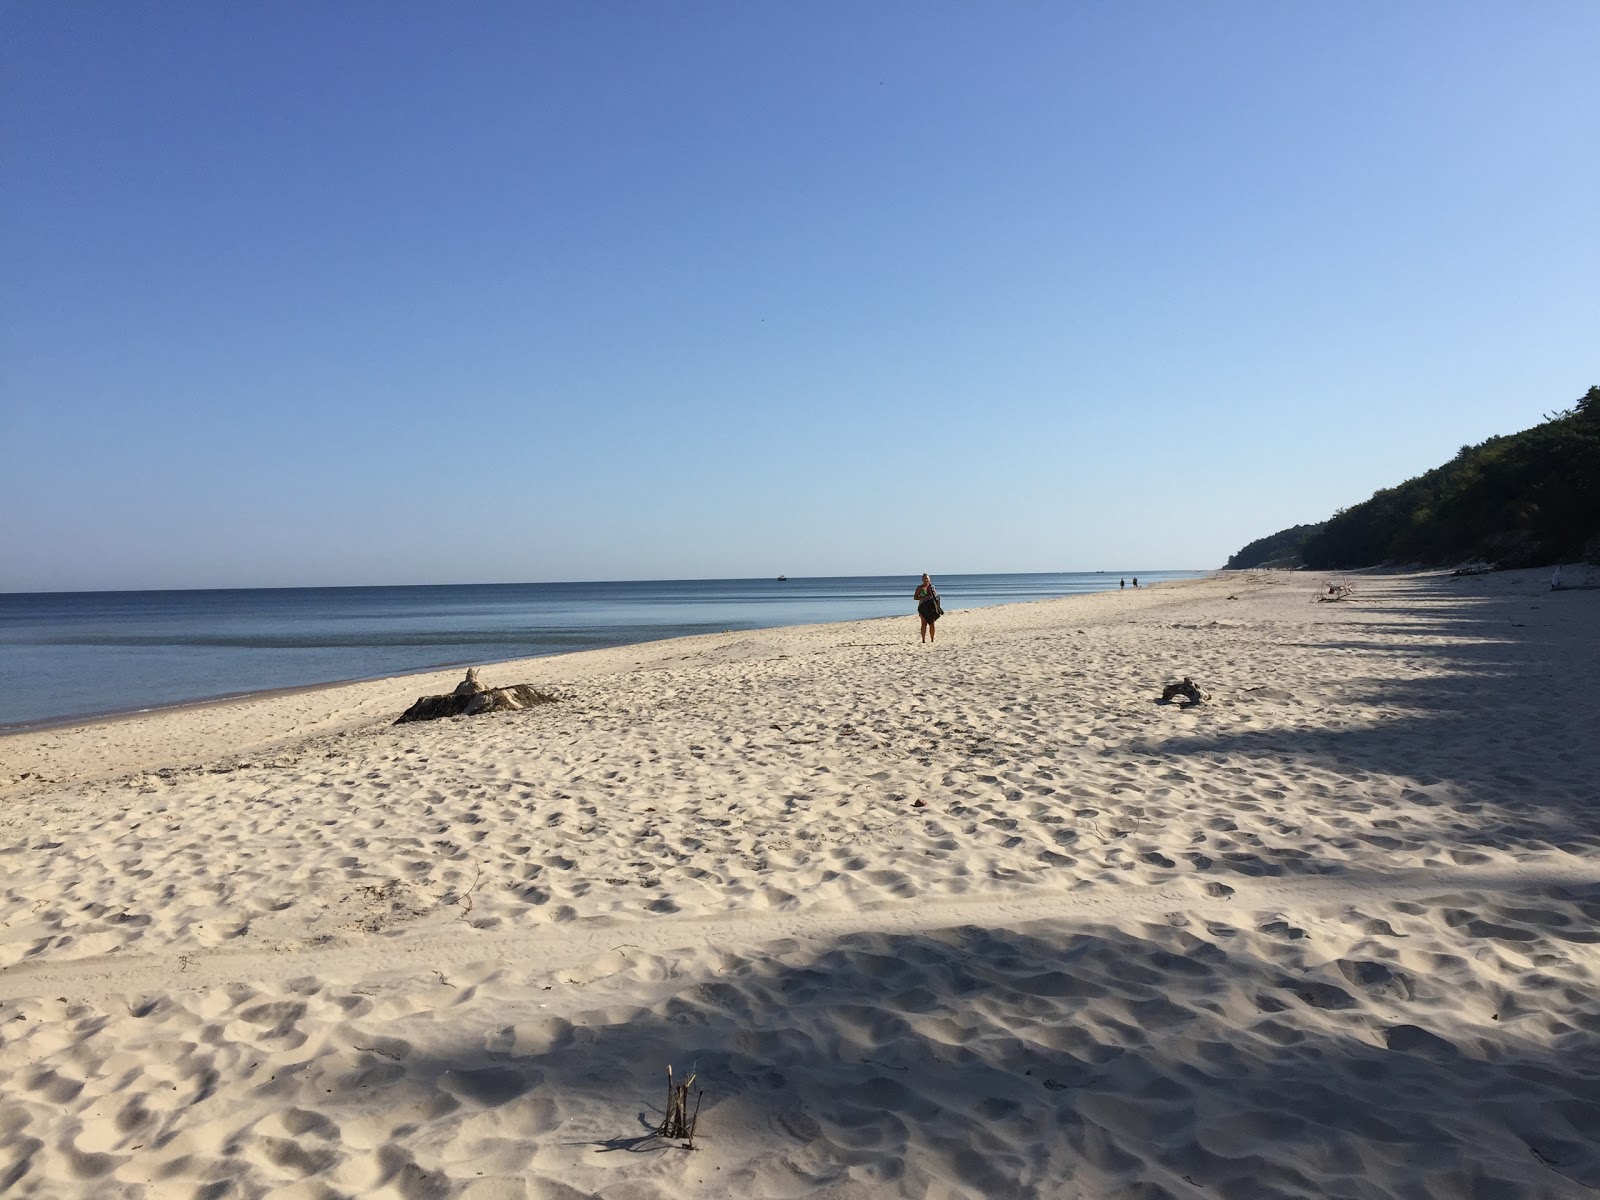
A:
2 571 1598 1199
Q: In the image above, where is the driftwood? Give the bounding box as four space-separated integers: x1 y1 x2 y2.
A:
395 668 559 724
656 1064 703 1146
1551 566 1600 591
1317 582 1355 602
1159 677 1208 706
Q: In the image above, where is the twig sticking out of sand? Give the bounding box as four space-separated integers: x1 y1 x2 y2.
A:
455 861 484 920
657 1065 703 1147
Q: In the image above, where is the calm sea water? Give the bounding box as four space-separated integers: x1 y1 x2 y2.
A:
0 572 1204 729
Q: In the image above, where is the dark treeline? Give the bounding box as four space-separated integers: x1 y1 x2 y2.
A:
1226 387 1600 571
1225 522 1327 570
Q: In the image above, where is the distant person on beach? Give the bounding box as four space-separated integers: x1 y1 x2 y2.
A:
1132 577 1139 588
1120 578 1125 589
915 573 942 643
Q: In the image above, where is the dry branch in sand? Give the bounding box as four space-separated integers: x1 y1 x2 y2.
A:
656 1065 703 1146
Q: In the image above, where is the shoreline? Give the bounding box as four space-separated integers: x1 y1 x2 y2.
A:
0 637 630 738
1 572 1206 737
4 567 1595 1198
0 665 458 738
0 577 1208 787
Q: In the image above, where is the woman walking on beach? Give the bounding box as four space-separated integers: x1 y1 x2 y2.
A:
915 573 942 643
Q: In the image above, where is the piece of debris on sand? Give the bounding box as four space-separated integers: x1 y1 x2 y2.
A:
1159 677 1208 706
396 667 560 724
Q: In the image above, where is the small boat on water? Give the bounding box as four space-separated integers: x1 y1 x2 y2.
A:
776 575 787 581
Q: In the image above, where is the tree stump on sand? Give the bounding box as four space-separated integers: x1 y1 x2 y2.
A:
1159 677 1207 706
395 669 559 724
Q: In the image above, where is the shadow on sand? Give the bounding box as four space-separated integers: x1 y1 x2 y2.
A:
291 897 1600 1200
1144 575 1600 865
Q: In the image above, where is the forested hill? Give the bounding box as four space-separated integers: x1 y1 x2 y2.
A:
1225 523 1327 570
1225 387 1600 571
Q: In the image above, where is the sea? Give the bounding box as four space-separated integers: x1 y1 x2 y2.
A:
0 571 1206 730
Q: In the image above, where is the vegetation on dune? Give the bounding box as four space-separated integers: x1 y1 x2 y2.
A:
1226 387 1600 572
1224 522 1328 570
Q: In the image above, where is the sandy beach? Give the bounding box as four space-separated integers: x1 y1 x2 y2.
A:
2 570 1597 1199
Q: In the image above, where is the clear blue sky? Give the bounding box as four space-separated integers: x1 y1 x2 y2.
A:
4 3 1596 590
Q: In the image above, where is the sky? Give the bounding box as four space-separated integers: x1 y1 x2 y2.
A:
3 2 1597 591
